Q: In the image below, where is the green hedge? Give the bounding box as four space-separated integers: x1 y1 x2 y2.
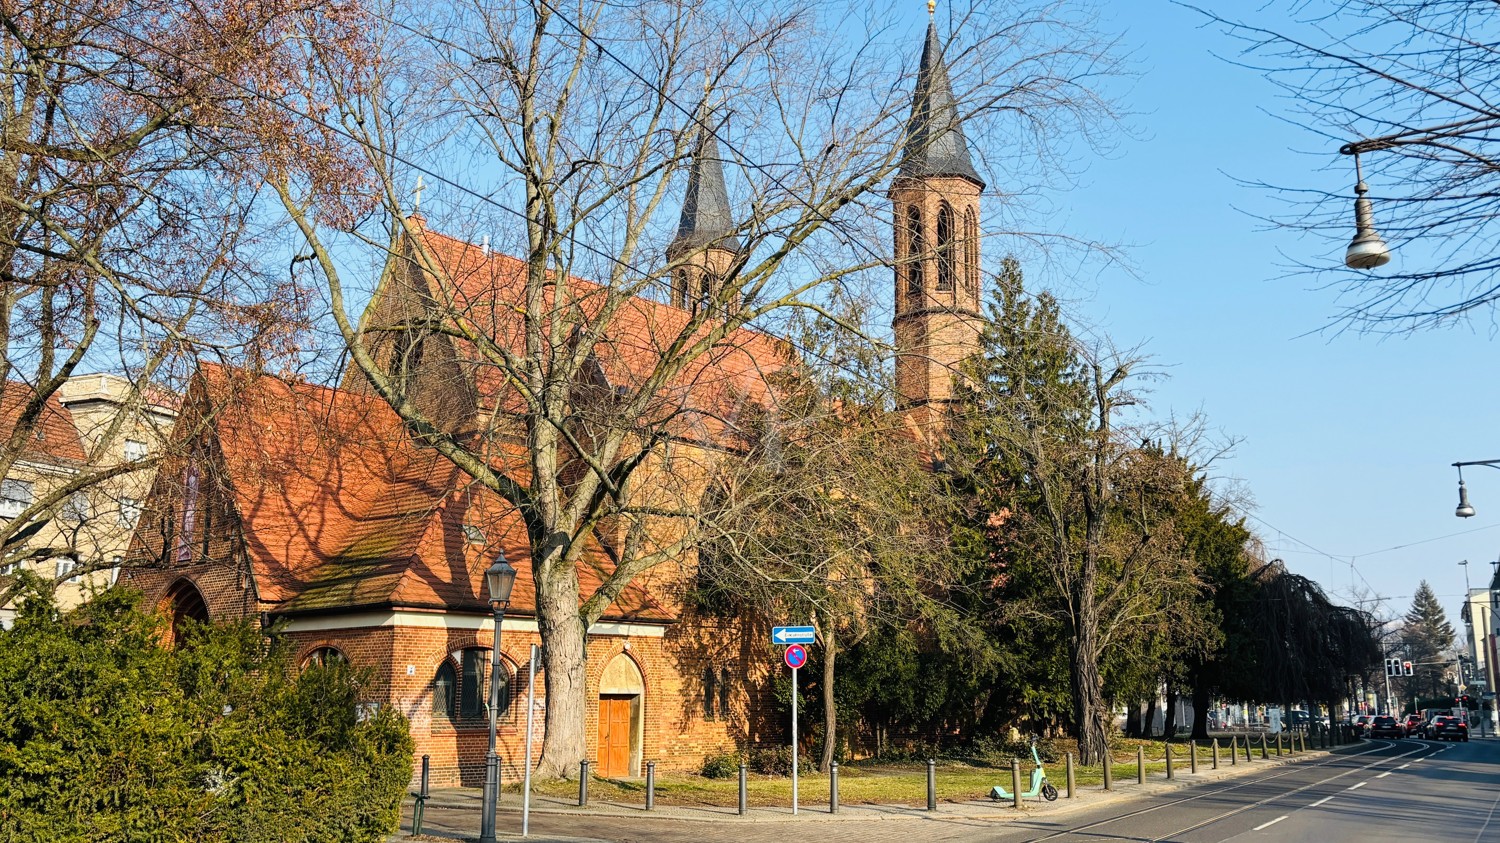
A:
0 580 412 842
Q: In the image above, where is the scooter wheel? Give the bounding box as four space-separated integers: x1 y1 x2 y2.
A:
1041 782 1058 802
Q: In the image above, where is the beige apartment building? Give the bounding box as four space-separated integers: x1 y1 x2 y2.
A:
0 374 175 625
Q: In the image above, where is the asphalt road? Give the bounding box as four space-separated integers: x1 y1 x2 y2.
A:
1000 737 1500 843
405 738 1500 842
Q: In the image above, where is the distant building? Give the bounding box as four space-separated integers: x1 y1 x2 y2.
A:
0 374 175 626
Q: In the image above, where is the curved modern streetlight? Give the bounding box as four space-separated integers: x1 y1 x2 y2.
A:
479 552 518 843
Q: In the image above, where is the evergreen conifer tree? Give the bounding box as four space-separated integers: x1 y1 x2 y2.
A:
1401 581 1457 702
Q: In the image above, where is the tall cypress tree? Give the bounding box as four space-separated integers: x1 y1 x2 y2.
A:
1401 581 1457 702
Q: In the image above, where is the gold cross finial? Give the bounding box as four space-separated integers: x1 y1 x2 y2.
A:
413 175 426 214
928 0 935 15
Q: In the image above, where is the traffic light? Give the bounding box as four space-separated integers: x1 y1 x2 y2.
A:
1385 657 1401 677
1403 661 1414 676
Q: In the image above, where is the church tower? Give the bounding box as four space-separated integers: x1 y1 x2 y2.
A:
668 114 740 314
892 17 984 435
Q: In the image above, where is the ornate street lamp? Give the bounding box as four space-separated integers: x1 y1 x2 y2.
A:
479 552 517 843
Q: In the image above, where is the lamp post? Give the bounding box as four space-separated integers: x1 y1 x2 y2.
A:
479 553 518 843
1450 459 1500 518
1338 117 1500 269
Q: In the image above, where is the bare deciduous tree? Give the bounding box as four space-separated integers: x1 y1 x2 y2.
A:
0 0 371 590
276 0 1123 777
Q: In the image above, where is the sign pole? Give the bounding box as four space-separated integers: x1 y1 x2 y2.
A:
791 663 798 815
522 644 537 837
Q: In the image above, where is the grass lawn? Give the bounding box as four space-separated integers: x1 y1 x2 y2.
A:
509 734 1314 809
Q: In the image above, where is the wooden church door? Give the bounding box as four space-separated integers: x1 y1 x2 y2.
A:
598 696 633 777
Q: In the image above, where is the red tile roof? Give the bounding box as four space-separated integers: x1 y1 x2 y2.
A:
0 382 88 464
196 364 669 621
409 222 790 445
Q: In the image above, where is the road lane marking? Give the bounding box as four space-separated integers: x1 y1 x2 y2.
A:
1348 782 1366 790
1377 771 1391 778
1253 816 1288 831
1398 763 1411 769
1310 796 1332 807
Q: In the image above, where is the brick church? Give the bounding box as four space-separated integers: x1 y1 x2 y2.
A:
121 19 985 786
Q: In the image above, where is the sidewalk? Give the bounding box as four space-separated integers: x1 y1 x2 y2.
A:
396 742 1338 842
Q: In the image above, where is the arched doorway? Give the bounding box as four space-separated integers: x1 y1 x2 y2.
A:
160 578 208 647
597 652 645 778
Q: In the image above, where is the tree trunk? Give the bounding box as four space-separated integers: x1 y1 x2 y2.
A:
1071 613 1110 765
1144 695 1160 739
820 622 837 773
1163 689 1179 738
1190 683 1212 740
1125 701 1142 738
533 555 589 779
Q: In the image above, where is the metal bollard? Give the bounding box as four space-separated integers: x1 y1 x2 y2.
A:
645 761 655 811
927 758 938 811
1229 736 1237 766
1189 741 1198 774
1065 752 1075 798
1276 733 1283 756
1010 759 1022 810
1137 746 1145 784
1245 735 1253 762
1211 738 1219 770
1165 743 1174 780
1260 734 1268 760
1103 749 1113 790
830 761 839 814
579 760 590 807
412 754 430 836
738 764 747 816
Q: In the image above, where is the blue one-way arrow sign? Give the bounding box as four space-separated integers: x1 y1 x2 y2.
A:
772 625 816 645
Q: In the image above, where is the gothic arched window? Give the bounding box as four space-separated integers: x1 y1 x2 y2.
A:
964 207 979 296
672 267 690 309
703 666 718 720
936 202 956 292
905 205 925 298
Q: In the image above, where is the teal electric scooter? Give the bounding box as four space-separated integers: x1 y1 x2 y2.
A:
989 737 1059 802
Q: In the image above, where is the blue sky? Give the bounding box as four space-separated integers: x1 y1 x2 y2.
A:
927 1 1500 632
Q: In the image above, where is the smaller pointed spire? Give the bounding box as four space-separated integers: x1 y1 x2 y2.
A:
899 22 984 188
673 111 740 253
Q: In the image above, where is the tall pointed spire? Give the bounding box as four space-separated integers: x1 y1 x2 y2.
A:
898 22 984 188
673 114 740 253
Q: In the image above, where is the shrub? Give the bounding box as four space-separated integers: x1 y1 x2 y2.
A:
700 751 741 779
0 581 413 843
747 745 814 776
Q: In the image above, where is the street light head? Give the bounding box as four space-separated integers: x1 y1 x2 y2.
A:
1346 183 1392 270
1457 479 1476 518
486 553 517 606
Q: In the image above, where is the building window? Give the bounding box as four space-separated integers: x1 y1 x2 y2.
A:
905 206 924 298
0 479 33 518
703 666 717 720
718 667 731 719
462 524 485 544
303 646 348 669
124 439 148 462
436 648 512 725
964 207 979 296
936 202 955 292
62 492 91 522
672 267 690 309
119 498 142 527
55 558 79 582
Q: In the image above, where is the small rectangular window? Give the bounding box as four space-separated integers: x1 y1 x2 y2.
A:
55 558 79 582
1 479 34 514
123 439 148 462
62 492 91 522
119 498 142 527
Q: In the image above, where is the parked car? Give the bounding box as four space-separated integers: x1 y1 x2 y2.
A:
1368 715 1404 738
1427 715 1470 742
1402 714 1424 736
1352 714 1372 736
